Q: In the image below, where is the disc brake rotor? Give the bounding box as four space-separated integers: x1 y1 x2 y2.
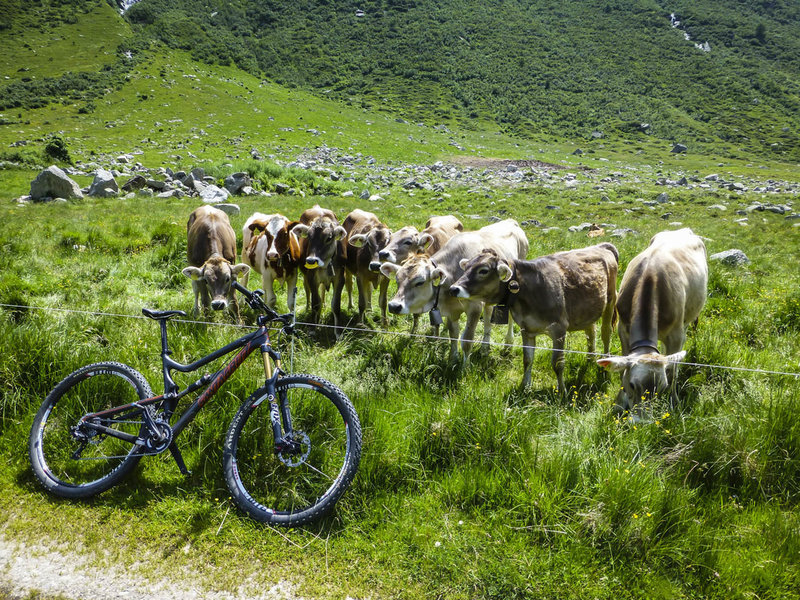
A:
278 431 311 467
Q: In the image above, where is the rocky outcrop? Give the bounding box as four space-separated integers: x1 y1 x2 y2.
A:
30 166 84 201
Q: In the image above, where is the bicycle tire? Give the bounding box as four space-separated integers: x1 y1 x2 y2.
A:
223 374 362 526
29 361 154 499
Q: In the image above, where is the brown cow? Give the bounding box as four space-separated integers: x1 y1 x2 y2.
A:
597 228 708 412
182 205 250 319
241 212 303 312
290 205 346 326
450 243 618 396
343 209 392 326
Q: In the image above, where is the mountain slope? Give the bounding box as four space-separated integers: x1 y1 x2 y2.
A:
117 0 800 160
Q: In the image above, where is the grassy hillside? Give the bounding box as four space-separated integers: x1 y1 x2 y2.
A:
118 0 800 161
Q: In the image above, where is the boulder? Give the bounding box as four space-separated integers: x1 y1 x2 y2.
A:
359 189 370 200
121 175 147 192
656 192 669 203
30 166 83 201
88 169 119 197
224 172 251 195
215 204 240 216
671 143 688 154
274 182 290 194
710 249 750 267
200 185 230 204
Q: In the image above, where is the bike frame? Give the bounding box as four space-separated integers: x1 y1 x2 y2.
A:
78 314 287 470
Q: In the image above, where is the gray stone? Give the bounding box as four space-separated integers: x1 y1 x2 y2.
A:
707 204 728 211
200 184 230 204
611 228 638 237
146 179 167 191
359 189 371 200
591 131 604 139
215 203 240 216
671 143 688 154
240 186 256 196
710 249 750 267
274 182 290 194
30 166 83 201
368 194 383 202
488 216 502 223
224 172 251 195
341 190 354 197
704 173 719 181
656 192 669 203
572 149 583 156
88 169 119 197
121 175 147 192
138 188 154 197
568 222 594 233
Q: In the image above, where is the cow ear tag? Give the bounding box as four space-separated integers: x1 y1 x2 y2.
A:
429 308 443 326
508 280 520 294
491 305 509 325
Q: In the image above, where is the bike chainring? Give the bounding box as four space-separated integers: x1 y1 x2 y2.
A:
143 419 173 454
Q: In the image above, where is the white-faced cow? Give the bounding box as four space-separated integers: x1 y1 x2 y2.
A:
182 205 250 320
343 209 392 326
381 219 528 365
378 215 463 266
291 205 346 326
597 228 708 412
240 213 302 312
450 243 619 396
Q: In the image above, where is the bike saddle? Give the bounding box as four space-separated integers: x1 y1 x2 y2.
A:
142 308 187 321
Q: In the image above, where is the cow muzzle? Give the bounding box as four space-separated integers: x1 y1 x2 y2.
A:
211 299 228 311
369 261 382 272
378 250 394 263
305 257 324 269
448 285 469 299
388 301 407 315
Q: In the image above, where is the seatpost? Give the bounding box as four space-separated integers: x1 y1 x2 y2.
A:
159 319 171 356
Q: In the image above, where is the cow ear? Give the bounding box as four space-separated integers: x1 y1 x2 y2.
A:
431 267 447 286
334 226 347 241
665 350 687 364
349 233 367 248
497 262 513 282
380 263 400 278
596 356 631 372
458 258 469 271
182 266 203 281
248 221 266 233
292 224 310 238
419 233 434 250
231 263 250 278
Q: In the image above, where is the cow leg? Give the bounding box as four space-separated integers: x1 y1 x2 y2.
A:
585 324 596 356
480 305 493 353
378 276 389 328
286 270 298 313
307 273 322 324
600 301 614 355
521 329 535 388
550 328 567 398
302 274 312 314
345 272 354 311
460 305 482 367
410 313 419 334
356 274 370 324
446 317 460 363
190 280 202 315
505 321 514 347
198 280 210 315
664 329 687 407
262 272 278 309
228 291 241 323
332 271 345 335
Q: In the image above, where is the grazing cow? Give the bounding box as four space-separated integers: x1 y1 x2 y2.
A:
182 205 250 319
378 215 463 266
291 205 346 326
344 209 392 326
240 213 302 312
597 228 708 411
381 219 528 364
450 243 619 395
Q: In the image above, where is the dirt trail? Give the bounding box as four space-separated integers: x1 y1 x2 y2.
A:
0 536 300 600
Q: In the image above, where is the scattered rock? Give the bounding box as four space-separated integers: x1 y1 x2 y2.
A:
710 249 750 267
359 189 370 200
707 204 727 211
30 166 83 201
274 183 290 194
199 185 230 204
88 169 119 197
671 143 688 154
121 175 147 192
215 204 240 216
224 172 251 195
656 192 669 203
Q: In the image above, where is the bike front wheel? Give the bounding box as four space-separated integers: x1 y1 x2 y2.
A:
224 374 362 526
29 362 153 499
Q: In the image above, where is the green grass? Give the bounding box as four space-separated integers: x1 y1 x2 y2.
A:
0 184 798 598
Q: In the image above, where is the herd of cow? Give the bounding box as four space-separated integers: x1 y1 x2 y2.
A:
181 204 709 413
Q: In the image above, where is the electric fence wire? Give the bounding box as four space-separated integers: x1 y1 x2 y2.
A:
1 303 798 379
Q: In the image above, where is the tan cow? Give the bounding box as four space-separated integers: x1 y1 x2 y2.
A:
450 243 619 395
343 209 392 326
291 205 347 326
241 213 303 312
182 205 250 319
597 228 708 412
381 219 529 365
378 215 463 265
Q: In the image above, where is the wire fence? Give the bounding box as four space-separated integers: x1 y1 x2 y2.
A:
1 302 798 378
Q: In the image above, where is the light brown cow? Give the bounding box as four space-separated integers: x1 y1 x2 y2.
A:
450 243 619 395
378 215 463 265
241 213 303 312
291 205 347 326
182 205 250 319
597 228 708 412
343 209 392 326
381 219 529 365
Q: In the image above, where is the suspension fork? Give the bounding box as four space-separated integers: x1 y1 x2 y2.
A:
260 344 294 451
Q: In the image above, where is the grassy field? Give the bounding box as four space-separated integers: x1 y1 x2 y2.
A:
1 176 799 598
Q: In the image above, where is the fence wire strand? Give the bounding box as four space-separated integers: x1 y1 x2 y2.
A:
1 303 798 378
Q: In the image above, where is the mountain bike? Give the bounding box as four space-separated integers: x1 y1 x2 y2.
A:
28 282 362 527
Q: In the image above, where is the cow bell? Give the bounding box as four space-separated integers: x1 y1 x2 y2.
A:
491 305 509 325
429 307 443 327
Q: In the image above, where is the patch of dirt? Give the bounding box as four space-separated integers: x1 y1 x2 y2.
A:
0 536 301 600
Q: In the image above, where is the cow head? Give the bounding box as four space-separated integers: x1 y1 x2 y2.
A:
597 351 686 406
350 225 392 272
182 255 250 310
378 226 421 265
292 217 345 270
381 253 445 314
249 215 293 265
449 249 509 302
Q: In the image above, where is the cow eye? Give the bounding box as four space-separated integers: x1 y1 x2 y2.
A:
478 268 489 276
403 240 412 245
414 280 424 287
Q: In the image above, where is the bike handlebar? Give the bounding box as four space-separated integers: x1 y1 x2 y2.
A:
232 281 295 328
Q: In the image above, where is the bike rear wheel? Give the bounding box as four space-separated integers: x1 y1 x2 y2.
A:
224 374 362 526
29 362 153 499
